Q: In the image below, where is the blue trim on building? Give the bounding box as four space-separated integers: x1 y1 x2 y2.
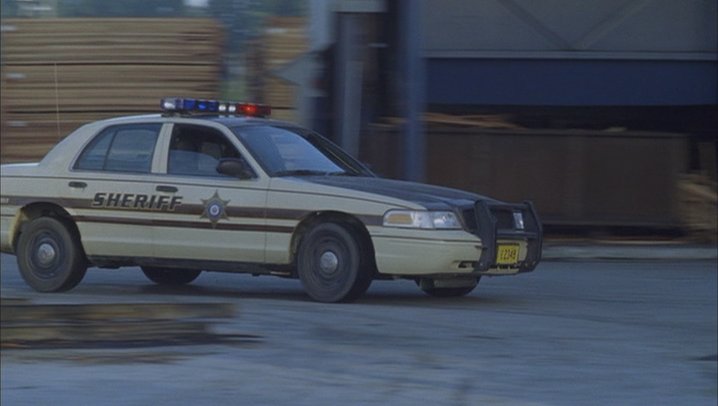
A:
427 59 718 106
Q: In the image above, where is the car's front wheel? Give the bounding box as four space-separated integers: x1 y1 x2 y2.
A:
418 277 480 297
16 216 87 292
297 223 373 303
141 267 202 285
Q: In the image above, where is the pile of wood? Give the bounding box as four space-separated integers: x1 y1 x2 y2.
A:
247 16 308 122
677 174 718 242
1 18 223 163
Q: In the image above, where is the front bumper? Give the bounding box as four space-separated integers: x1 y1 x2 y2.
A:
372 230 484 276
470 200 543 274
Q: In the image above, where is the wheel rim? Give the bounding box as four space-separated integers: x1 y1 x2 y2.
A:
319 251 339 274
309 235 351 288
36 242 57 266
28 231 63 279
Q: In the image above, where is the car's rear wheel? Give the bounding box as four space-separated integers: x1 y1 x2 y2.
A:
297 223 372 303
141 267 202 285
418 277 480 297
16 216 87 292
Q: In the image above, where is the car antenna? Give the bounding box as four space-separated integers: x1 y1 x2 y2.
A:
54 62 61 140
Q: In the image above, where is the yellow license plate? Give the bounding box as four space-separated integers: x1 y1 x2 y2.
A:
496 244 520 265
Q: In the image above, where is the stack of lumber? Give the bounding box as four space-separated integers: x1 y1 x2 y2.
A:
248 17 308 122
1 18 223 163
677 174 718 242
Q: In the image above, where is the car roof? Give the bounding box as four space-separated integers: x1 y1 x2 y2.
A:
94 113 298 129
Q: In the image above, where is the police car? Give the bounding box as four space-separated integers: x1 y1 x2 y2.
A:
0 97 542 302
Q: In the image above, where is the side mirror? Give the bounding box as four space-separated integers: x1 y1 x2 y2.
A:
217 158 255 180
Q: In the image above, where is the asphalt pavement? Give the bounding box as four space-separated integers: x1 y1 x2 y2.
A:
1 243 716 406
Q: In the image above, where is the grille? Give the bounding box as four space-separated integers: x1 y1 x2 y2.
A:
492 208 516 230
463 203 534 235
461 209 478 232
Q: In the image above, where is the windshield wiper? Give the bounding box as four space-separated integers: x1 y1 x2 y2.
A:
327 171 359 176
274 169 333 177
274 169 361 177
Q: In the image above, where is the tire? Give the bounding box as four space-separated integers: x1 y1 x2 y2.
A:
418 277 480 298
16 216 87 292
297 223 373 303
141 267 202 285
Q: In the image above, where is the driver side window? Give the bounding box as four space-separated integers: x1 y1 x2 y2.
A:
167 125 241 177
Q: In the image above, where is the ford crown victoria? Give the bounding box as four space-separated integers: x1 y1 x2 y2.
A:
0 98 542 302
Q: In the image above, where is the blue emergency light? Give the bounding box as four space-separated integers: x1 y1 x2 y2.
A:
161 97 271 117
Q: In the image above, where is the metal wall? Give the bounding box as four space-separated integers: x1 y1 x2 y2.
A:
422 0 718 106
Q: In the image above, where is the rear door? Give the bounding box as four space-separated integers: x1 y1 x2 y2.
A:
151 122 269 264
69 122 162 258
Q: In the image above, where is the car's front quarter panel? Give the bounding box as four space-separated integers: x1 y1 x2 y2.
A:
264 178 413 264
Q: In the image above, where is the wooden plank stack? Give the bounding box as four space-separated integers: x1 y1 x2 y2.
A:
0 18 223 163
248 17 308 122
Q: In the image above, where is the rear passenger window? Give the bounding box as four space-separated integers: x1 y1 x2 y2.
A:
75 124 161 173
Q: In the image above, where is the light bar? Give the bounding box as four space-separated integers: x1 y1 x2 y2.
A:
161 97 271 117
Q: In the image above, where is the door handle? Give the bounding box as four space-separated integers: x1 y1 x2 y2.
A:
68 181 87 189
156 185 178 193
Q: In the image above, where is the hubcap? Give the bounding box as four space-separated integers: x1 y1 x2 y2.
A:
36 242 57 266
319 251 339 274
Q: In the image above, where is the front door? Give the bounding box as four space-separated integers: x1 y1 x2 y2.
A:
151 123 268 264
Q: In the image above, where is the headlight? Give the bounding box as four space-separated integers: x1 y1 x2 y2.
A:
383 210 462 230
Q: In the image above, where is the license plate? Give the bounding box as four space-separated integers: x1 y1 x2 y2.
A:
496 244 519 265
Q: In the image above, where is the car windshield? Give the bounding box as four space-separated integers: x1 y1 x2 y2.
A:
231 125 372 177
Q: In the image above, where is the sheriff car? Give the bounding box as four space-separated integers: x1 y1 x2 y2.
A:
0 98 542 302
